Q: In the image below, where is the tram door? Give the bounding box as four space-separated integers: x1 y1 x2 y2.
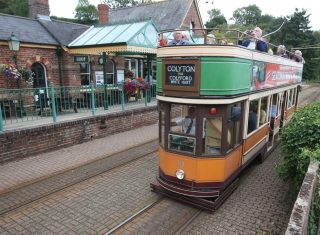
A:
268 93 283 150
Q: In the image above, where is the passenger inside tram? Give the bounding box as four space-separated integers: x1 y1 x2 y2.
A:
248 101 258 134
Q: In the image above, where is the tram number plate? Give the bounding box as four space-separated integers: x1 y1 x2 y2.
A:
165 64 195 87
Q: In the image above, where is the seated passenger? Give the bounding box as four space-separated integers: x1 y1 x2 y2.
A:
158 34 167 47
292 50 305 63
247 102 258 134
276 45 288 58
168 30 191 46
238 27 268 52
206 34 216 44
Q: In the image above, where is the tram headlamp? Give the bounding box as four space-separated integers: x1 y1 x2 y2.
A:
176 169 185 180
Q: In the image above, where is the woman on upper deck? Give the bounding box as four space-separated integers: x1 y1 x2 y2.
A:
238 27 268 53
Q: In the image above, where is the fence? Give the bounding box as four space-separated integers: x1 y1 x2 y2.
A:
0 82 157 131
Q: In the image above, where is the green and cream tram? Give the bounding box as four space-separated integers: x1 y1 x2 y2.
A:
151 30 303 211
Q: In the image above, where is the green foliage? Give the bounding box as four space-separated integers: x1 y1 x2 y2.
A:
308 179 320 235
275 102 320 189
231 4 261 25
101 0 153 8
0 0 28 17
74 0 98 24
205 9 227 28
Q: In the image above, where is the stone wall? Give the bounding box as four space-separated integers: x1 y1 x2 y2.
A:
0 106 158 164
285 161 319 235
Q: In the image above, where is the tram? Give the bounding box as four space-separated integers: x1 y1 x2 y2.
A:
150 29 303 211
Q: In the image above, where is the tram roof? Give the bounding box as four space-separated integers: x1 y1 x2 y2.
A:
68 20 158 55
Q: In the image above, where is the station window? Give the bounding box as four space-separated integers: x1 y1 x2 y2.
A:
106 60 116 84
247 100 259 134
80 63 91 86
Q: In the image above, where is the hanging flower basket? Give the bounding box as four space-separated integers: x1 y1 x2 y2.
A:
0 63 33 87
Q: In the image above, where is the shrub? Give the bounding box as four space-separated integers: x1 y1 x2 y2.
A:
275 102 320 189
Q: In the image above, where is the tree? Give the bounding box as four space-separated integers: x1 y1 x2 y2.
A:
0 0 28 17
74 0 98 25
280 9 318 80
231 4 261 26
101 0 153 8
205 9 227 28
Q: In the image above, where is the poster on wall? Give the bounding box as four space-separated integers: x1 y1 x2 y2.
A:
117 69 124 83
95 71 104 86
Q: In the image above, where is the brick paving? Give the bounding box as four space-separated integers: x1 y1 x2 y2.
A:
183 147 296 235
0 152 160 234
0 140 158 215
0 123 158 194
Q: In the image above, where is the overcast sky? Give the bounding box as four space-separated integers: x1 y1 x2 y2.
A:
49 0 319 30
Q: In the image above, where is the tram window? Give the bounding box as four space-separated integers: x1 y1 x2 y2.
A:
170 105 196 136
270 94 278 119
259 97 268 126
292 88 296 106
203 117 222 154
159 111 165 147
287 89 293 108
247 100 258 134
226 103 241 149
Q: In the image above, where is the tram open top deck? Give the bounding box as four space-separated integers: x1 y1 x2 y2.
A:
156 40 303 98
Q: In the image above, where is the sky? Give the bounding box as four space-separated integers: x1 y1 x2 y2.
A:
49 0 319 31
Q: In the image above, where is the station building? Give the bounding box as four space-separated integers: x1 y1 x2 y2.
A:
0 0 204 91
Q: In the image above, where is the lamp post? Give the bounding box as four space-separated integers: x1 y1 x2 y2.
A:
8 33 20 65
8 33 24 116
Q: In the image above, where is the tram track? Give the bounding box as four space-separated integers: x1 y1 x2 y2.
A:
104 196 204 235
0 140 158 216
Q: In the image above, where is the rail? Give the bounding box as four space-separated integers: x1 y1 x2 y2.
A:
0 81 157 131
159 27 302 60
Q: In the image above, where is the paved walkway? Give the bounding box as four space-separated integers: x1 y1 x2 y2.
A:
0 123 158 194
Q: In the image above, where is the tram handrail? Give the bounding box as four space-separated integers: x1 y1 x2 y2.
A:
158 27 298 59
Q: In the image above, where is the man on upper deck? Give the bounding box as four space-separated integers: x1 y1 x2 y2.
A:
238 27 268 53
168 31 191 46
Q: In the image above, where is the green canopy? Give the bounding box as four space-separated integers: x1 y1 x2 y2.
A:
68 20 158 55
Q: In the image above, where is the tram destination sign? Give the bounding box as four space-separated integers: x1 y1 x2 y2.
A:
165 64 195 87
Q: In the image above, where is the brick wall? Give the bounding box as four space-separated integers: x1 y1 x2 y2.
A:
28 0 50 18
182 0 203 35
0 106 158 164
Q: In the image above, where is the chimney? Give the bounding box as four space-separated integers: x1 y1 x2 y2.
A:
28 0 50 19
98 4 109 25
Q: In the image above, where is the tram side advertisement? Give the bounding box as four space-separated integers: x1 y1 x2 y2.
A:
251 61 303 90
162 59 200 96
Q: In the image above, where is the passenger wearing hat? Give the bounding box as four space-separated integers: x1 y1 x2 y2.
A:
276 45 288 58
206 34 216 44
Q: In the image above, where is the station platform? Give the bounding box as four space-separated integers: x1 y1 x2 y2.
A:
0 123 158 194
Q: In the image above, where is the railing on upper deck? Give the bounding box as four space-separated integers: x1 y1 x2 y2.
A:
0 82 157 131
158 28 302 61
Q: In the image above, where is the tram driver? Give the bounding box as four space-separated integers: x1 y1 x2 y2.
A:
175 106 196 135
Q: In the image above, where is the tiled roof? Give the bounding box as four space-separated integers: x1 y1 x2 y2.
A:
0 13 58 45
0 13 89 46
38 18 89 45
109 0 193 31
